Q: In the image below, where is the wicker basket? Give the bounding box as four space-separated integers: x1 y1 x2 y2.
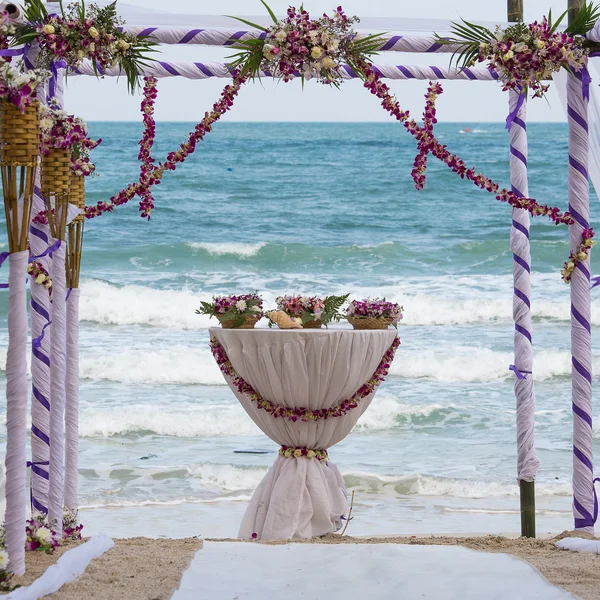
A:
69 172 85 223
41 148 71 197
216 314 261 329
302 319 322 329
0 101 40 166
348 317 393 330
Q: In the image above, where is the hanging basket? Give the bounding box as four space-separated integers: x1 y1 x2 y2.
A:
0 101 39 167
41 148 71 198
216 314 261 329
348 317 393 330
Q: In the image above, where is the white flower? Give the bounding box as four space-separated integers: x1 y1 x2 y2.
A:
40 117 53 130
0 550 8 571
262 44 280 60
117 39 130 51
35 274 46 285
250 305 261 312
311 46 323 59
535 39 545 49
34 526 53 544
235 300 247 312
42 24 55 35
503 50 514 60
327 39 340 52
88 26 99 39
275 30 287 42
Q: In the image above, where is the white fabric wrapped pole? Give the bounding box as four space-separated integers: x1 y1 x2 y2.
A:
508 90 538 483
567 72 595 535
64 289 80 511
5 251 29 576
47 241 66 531
211 329 397 540
29 183 52 516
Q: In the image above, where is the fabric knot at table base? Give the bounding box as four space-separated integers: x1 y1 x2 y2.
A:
279 446 328 462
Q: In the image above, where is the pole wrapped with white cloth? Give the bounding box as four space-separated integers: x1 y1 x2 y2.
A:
5 252 29 575
47 240 67 531
508 90 539 484
567 70 595 535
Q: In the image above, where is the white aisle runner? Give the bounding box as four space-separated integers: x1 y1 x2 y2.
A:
172 542 574 600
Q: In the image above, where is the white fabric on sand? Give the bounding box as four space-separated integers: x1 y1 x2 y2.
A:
173 542 575 600
557 537 600 553
210 328 397 540
6 535 114 600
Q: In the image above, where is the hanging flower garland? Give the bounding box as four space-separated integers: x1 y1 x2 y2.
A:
27 261 52 295
210 336 400 422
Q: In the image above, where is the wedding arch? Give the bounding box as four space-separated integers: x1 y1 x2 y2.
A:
0 0 597 577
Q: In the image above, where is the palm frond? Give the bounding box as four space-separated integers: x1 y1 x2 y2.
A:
259 0 278 24
566 2 600 36
226 15 268 32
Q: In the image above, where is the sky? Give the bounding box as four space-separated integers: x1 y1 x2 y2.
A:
62 0 585 122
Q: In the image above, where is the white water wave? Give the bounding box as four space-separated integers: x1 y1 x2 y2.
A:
186 242 267 257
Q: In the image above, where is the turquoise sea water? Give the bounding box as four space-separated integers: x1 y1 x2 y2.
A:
0 121 598 538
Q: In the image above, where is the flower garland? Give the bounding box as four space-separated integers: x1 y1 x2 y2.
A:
362 70 594 281
27 261 52 295
279 446 328 461
0 11 14 63
411 83 441 190
84 72 247 220
210 335 400 422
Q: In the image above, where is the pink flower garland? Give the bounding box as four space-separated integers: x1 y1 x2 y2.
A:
362 67 594 281
84 72 248 221
210 336 400 422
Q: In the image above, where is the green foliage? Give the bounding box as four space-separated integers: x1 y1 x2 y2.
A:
322 293 350 325
566 2 600 36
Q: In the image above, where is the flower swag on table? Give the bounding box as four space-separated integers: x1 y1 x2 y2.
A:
274 293 349 328
346 299 403 330
197 293 264 329
12 0 156 93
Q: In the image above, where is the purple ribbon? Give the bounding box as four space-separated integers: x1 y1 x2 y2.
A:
509 365 531 380
591 275 600 289
66 287 72 301
580 66 592 102
506 89 526 131
26 460 49 467
32 320 52 350
0 48 25 57
29 239 61 264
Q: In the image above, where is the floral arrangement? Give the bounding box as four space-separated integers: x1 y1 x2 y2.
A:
0 63 46 112
196 293 263 328
346 299 404 327
0 11 15 62
230 1 383 85
563 228 595 282
40 101 101 165
211 336 400 422
27 261 52 295
279 446 328 461
26 512 61 553
442 3 600 99
13 0 156 93
275 293 348 326
62 508 83 541
0 548 10 591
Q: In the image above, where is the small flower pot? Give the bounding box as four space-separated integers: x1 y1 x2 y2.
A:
348 317 393 330
301 319 322 329
216 314 261 329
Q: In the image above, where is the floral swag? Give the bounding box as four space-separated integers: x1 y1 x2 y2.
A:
210 336 400 422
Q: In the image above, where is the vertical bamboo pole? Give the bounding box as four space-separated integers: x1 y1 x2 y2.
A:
508 0 537 539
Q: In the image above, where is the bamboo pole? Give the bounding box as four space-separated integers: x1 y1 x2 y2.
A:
507 0 524 22
568 0 585 24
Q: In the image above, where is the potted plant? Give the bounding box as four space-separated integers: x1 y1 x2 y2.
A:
275 294 349 328
346 299 403 330
196 293 263 329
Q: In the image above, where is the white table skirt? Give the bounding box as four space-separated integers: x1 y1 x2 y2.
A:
210 328 398 540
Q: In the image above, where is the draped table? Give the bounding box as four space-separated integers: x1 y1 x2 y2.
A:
209 327 399 540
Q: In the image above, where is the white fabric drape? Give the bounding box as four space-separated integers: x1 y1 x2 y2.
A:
64 289 80 511
5 251 29 576
211 328 397 540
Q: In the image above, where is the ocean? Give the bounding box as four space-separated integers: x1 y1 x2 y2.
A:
0 121 598 538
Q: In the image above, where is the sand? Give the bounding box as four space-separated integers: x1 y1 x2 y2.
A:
2 532 598 600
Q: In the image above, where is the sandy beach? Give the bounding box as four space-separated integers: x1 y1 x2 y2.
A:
2 532 597 599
